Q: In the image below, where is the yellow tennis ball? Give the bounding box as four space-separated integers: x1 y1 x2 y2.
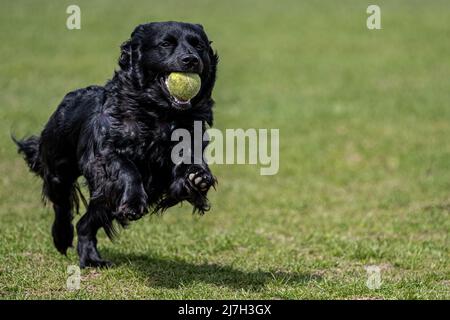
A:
166 72 201 102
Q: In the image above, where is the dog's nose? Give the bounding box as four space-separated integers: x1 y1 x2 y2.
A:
180 54 199 67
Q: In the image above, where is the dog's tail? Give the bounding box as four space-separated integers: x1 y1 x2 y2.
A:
12 135 43 176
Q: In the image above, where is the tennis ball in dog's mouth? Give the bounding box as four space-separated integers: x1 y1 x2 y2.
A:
166 72 201 102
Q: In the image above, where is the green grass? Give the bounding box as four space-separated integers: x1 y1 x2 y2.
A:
0 0 449 299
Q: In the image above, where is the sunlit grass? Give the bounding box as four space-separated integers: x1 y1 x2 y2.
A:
0 0 449 299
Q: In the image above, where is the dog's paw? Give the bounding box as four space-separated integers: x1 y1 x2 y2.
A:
80 257 113 269
116 201 148 221
187 168 215 193
52 220 74 255
78 239 113 269
116 190 148 221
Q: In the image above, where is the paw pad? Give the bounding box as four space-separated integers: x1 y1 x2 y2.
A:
188 171 213 192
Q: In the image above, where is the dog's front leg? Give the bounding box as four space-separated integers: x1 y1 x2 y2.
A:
162 162 214 213
83 153 148 221
168 129 217 212
76 152 147 268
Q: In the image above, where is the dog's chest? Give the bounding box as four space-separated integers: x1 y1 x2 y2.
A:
114 119 176 161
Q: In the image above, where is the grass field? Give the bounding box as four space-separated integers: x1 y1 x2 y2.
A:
0 0 449 299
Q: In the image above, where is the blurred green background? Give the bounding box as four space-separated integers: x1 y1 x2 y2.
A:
0 0 449 299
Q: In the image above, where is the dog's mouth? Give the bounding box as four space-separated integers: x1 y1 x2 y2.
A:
159 74 197 110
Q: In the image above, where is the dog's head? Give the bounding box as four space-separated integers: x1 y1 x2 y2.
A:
118 21 218 111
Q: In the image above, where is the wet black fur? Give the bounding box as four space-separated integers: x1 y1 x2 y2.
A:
13 22 218 268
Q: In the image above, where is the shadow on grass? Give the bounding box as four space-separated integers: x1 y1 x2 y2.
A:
103 250 321 290
423 202 450 212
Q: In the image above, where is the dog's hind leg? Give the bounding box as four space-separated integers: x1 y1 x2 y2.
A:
44 172 78 255
76 201 113 268
51 201 75 255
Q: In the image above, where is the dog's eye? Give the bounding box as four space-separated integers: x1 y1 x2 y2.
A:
196 43 205 51
159 41 173 48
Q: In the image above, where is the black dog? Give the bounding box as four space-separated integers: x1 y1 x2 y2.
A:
14 22 218 268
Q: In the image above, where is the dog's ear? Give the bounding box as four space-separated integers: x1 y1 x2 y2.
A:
118 26 147 87
196 41 218 126
131 24 147 37
208 41 219 69
206 41 219 91
118 39 132 71
118 24 148 72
